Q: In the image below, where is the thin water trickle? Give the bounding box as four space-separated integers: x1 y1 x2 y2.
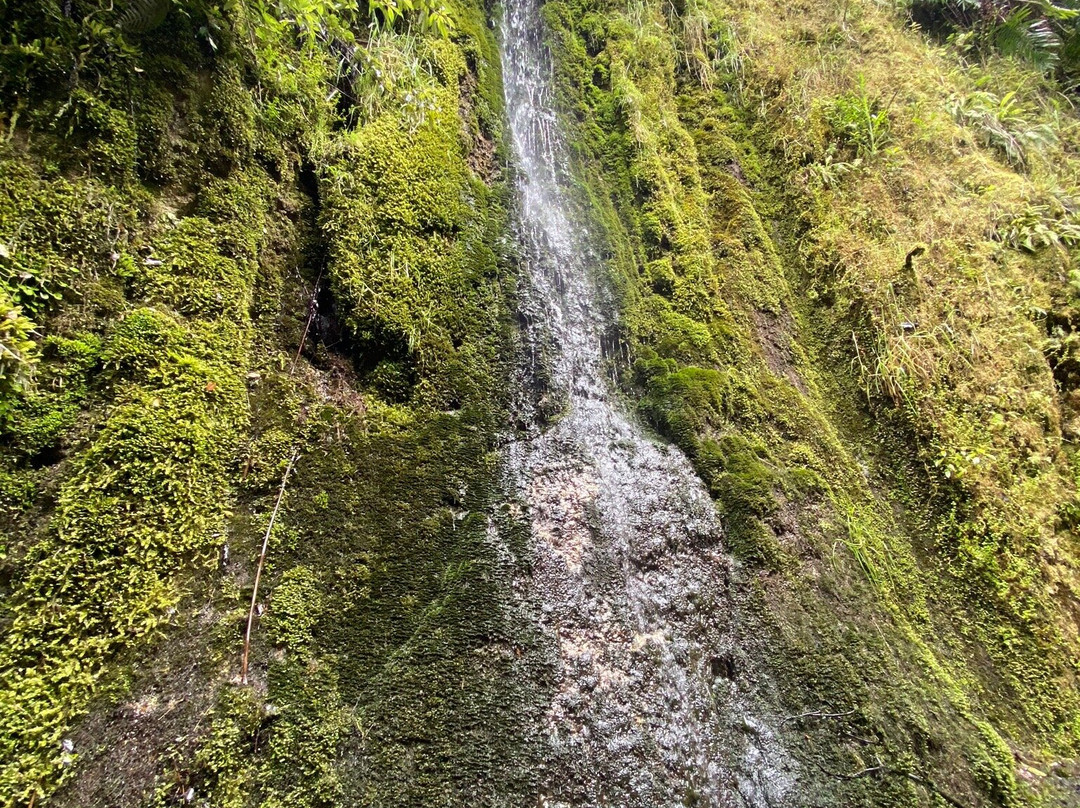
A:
500 0 798 805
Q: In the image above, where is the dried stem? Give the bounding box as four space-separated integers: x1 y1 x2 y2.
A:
780 707 856 725
289 269 323 376
240 449 299 685
238 267 321 680
816 758 969 808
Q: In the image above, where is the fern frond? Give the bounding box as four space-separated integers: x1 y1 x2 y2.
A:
1033 0 1080 22
908 0 982 30
116 0 172 34
993 5 1062 71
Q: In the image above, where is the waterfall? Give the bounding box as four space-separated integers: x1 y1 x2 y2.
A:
500 0 799 806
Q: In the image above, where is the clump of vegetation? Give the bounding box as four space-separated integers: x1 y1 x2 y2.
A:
321 36 508 410
992 196 1080 251
910 0 1080 78
827 78 893 157
947 89 1056 168
0 291 38 417
0 192 258 801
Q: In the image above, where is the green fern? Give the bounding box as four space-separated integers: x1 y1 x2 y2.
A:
908 0 1080 75
116 0 172 34
993 5 1062 71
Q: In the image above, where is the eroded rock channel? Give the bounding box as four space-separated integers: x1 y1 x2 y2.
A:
501 1 797 804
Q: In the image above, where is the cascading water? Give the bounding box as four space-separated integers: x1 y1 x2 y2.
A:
500 0 799 805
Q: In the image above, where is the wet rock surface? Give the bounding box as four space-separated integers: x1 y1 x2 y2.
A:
500 0 798 804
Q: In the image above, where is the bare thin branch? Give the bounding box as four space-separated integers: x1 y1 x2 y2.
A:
816 760 970 808
240 449 299 685
289 268 323 376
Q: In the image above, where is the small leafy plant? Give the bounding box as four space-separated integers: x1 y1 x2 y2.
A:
116 0 173 33
827 76 892 157
992 199 1080 251
804 144 863 188
947 89 1056 169
366 0 455 37
0 289 38 418
250 0 455 46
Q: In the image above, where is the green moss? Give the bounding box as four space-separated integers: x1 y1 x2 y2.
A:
265 566 324 658
207 61 258 165
258 661 348 808
4 6 535 806
55 88 139 180
137 218 255 320
178 686 263 808
0 381 246 799
0 153 130 319
101 308 185 379
0 276 254 786
170 404 542 805
3 333 102 458
970 720 1021 807
320 35 511 411
699 435 788 565
0 0 349 802
0 148 271 808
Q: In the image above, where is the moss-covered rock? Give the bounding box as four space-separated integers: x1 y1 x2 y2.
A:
539 0 1080 803
2 0 1080 804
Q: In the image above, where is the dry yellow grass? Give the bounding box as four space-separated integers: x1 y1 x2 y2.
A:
730 0 1080 748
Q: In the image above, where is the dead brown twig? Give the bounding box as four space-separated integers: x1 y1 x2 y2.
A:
240 448 299 685
289 269 323 376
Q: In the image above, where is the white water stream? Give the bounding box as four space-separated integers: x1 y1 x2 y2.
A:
500 0 799 805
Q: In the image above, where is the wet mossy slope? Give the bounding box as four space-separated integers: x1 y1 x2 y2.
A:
0 1 543 805
543 0 1080 803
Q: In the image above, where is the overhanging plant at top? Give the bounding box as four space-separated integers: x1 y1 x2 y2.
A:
908 0 1080 82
